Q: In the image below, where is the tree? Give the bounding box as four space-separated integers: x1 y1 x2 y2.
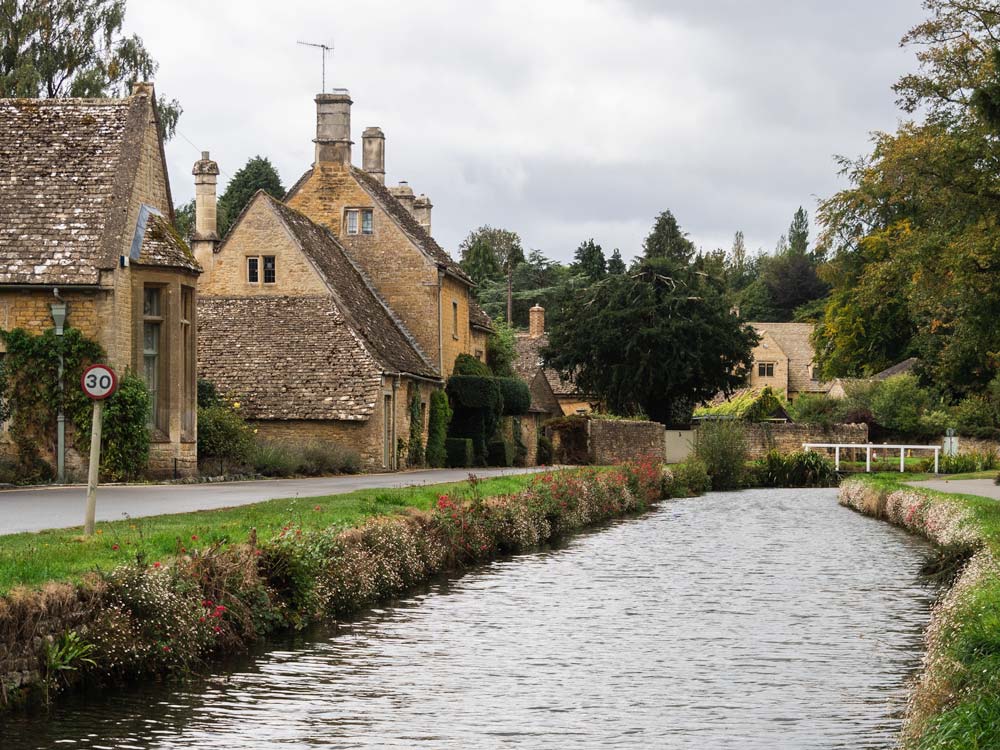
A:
217 156 285 237
458 226 525 322
572 238 606 280
545 254 758 425
607 248 626 274
0 0 181 138
476 249 577 327
788 207 809 256
459 236 500 286
486 318 517 377
642 209 696 262
173 199 195 240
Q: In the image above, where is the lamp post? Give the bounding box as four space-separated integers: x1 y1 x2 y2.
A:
50 291 67 483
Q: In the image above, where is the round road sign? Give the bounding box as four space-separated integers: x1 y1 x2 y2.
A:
81 364 118 400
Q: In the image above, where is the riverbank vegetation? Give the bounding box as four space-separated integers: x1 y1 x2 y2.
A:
0 463 667 709
840 473 1000 748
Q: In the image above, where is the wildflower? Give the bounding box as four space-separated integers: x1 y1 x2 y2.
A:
202 599 213 608
95 529 103 535
213 626 222 634
232 401 241 409
314 505 322 511
254 549 262 556
162 645 171 652
152 561 162 568
111 544 120 551
191 534 199 541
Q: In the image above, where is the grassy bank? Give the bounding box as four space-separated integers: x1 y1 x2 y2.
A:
0 474 541 593
840 474 1000 749
0 462 667 710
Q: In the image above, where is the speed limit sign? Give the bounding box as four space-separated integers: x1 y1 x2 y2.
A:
81 364 118 400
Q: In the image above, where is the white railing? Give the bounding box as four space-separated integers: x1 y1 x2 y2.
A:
801 443 940 474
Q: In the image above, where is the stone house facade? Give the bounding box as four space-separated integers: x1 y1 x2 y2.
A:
746 322 829 402
0 85 201 478
195 189 440 471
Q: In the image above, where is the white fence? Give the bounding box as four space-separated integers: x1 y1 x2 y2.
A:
802 443 940 474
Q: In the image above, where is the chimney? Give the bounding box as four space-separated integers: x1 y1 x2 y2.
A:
413 194 433 234
389 181 416 215
362 126 385 184
529 304 545 338
314 89 353 165
191 151 220 274
131 81 154 97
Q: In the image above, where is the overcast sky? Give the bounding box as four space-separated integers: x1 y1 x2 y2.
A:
129 0 925 264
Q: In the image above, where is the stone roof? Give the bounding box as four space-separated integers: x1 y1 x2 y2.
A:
261 193 437 380
0 93 182 285
135 212 200 272
873 357 919 380
469 300 493 330
513 332 582 397
197 296 383 421
749 322 827 394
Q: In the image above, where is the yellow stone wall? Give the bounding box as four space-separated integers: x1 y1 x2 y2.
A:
747 332 789 395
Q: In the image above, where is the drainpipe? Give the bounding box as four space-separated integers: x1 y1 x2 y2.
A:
437 268 445 377
392 376 400 470
50 289 68 483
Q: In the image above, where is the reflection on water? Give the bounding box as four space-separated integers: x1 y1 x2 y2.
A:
0 489 936 749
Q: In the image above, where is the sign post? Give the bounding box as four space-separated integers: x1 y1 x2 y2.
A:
81 364 117 536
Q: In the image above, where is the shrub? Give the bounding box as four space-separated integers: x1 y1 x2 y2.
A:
298 441 361 475
789 394 846 427
870 374 930 434
497 377 531 415
198 405 254 467
487 438 514 467
955 395 997 437
670 458 710 497
426 390 452 467
406 389 424 467
695 419 748 490
447 376 503 463
511 417 528 467
486 318 517 378
452 353 491 377
537 435 553 465
751 450 838 488
197 379 220 408
445 438 474 468
252 440 299 477
922 450 999 475
544 415 589 464
98 372 151 481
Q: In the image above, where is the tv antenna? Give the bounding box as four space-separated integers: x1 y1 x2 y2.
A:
297 40 334 92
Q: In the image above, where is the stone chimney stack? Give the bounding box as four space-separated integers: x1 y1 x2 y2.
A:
131 81 154 97
413 194 433 234
362 127 385 184
191 151 220 277
529 304 545 338
314 89 353 165
389 181 416 215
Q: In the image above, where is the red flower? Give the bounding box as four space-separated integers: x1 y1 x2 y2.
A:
202 599 213 608
111 544 119 551
213 626 222 634
162 645 171 652
152 561 161 568
314 505 322 511
191 535 199 541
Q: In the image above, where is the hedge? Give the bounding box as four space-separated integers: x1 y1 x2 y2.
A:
487 437 514 467
445 438 474 468
498 377 531 415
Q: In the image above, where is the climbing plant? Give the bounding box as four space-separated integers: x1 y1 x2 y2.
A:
407 388 424 467
76 371 151 481
0 327 103 477
426 389 452 467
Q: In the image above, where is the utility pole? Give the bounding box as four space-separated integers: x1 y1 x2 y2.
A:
297 41 334 93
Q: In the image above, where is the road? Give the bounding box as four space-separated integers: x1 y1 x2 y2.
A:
906 477 1000 500
0 467 550 536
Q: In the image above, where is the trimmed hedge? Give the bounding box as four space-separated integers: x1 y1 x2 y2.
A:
498 377 531 415
426 390 452 468
452 353 492 377
445 437 474 468
487 438 514 467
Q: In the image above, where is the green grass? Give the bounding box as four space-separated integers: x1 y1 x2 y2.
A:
0 473 541 593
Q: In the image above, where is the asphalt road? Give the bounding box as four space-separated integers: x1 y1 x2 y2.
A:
0 467 550 536
906 477 1000 500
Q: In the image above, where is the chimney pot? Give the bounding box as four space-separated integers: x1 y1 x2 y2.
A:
413 194 433 235
389 181 416 216
362 126 385 184
192 151 220 240
314 90 353 165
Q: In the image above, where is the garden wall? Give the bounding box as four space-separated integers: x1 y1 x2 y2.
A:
743 423 869 459
587 419 664 465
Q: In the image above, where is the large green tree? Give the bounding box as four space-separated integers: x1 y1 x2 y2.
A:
572 238 606 281
607 248 627 274
642 209 696 262
815 0 1000 396
1 0 180 138
217 156 285 237
545 249 757 425
458 226 525 322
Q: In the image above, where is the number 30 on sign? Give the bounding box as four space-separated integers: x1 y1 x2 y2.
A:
81 364 118 400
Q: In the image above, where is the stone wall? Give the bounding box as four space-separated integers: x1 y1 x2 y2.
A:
587 419 664 465
743 423 869 459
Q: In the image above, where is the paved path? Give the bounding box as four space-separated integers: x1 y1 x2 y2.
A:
906 477 1000 500
0 467 551 536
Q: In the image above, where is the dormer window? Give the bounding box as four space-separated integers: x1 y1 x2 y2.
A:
346 208 374 235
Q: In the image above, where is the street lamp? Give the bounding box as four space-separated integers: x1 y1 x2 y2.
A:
50 291 67 483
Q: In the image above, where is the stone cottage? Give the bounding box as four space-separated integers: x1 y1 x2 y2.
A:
513 304 597 417
195 184 440 470
746 322 829 402
0 84 201 478
279 89 493 376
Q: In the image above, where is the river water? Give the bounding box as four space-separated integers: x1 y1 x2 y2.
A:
0 489 937 749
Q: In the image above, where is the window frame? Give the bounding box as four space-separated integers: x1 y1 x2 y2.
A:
247 256 259 284
757 362 775 378
263 255 276 284
452 300 459 340
142 285 166 432
345 209 360 235
361 208 374 235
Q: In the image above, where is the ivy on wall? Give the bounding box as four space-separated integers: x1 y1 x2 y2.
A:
0 328 103 477
407 388 424 467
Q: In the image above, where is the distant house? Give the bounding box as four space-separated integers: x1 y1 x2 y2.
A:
746 322 828 402
0 84 201 478
827 357 920 400
195 189 439 470
513 305 597 417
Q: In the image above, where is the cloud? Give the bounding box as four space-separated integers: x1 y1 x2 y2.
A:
128 0 925 263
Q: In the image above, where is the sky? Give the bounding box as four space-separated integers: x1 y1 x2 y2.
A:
128 0 926 264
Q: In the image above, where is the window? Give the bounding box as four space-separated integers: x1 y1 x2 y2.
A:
361 209 373 234
247 257 259 283
181 287 195 437
452 301 459 339
758 362 775 377
143 287 163 429
475 349 485 361
346 209 359 235
263 255 276 284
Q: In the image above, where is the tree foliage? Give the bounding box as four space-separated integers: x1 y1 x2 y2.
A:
642 209 695 262
485 318 517 378
573 238 606 281
545 237 758 425
217 156 285 237
0 0 181 138
607 248 627 274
